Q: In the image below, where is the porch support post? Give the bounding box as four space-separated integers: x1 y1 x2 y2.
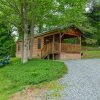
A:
80 36 81 52
61 33 64 38
79 36 82 58
59 33 61 59
48 54 50 60
52 34 55 60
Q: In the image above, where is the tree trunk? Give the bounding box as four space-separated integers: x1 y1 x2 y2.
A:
23 32 28 63
20 0 28 63
20 0 24 62
29 1 35 60
29 20 34 59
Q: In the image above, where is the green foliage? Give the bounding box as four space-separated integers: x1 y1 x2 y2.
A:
85 1 100 45
34 0 89 33
82 46 100 58
82 46 100 51
0 0 89 33
85 38 97 45
64 38 79 44
0 20 15 58
82 50 100 58
0 58 67 99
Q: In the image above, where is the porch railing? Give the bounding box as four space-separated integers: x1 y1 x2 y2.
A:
61 43 81 53
41 43 81 58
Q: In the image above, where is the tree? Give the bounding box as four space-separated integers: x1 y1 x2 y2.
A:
0 0 33 63
0 17 15 58
20 0 29 63
85 0 100 45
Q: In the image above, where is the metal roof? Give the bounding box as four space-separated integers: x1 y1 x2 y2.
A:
34 25 83 37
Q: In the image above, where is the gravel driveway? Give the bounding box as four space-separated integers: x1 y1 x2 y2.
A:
46 59 100 100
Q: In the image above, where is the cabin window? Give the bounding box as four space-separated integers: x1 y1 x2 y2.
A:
18 44 20 52
38 38 41 49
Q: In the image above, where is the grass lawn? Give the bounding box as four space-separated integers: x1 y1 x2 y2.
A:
82 46 100 59
82 50 100 58
0 58 67 100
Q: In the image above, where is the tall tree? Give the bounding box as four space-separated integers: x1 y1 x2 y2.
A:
21 0 29 63
85 0 100 45
0 16 15 58
0 0 29 63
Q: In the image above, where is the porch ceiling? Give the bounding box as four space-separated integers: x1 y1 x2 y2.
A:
62 34 78 39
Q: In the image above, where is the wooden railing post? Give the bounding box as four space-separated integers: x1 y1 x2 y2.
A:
80 36 81 52
79 36 82 58
41 49 42 58
78 36 82 54
59 33 62 58
53 35 55 60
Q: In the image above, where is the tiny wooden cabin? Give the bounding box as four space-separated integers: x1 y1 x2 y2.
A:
16 25 82 60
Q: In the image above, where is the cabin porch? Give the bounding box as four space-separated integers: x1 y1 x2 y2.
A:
41 30 81 60
41 43 81 59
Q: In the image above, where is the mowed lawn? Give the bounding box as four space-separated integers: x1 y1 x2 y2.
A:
82 46 100 58
0 58 67 100
82 51 100 58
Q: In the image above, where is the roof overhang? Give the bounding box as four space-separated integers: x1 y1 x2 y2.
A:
34 25 82 38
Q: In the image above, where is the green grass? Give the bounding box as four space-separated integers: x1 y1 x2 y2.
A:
82 46 100 59
0 58 67 100
82 46 100 51
82 50 100 59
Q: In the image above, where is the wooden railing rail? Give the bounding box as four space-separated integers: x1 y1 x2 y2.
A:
41 43 81 58
54 43 60 52
61 43 81 53
41 42 60 58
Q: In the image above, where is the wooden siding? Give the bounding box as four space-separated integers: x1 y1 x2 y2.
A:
16 41 22 58
32 36 44 58
61 43 81 53
16 36 44 58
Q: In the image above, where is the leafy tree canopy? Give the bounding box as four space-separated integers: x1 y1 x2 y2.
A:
0 15 15 57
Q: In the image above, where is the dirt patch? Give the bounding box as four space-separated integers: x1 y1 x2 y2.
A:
10 86 47 100
10 81 62 100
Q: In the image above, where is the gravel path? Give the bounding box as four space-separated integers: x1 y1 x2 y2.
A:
46 59 100 100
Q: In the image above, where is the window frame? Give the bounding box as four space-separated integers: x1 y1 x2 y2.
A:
18 43 20 52
37 38 41 49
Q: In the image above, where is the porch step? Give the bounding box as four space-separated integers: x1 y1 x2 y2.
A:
42 52 60 59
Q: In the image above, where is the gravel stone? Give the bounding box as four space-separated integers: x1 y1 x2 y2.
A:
46 59 100 100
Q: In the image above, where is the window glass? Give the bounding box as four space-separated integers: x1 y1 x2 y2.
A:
18 44 20 52
38 38 41 49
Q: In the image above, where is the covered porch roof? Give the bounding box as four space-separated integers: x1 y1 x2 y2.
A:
34 25 82 38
